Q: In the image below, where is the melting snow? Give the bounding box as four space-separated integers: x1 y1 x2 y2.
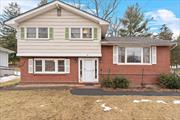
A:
156 100 167 104
173 100 180 104
141 99 152 102
100 103 112 112
96 99 103 103
0 75 20 83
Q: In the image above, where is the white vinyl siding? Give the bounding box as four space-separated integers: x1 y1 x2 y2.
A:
0 52 8 67
17 8 101 57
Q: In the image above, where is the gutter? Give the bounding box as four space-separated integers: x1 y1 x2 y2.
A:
170 41 178 50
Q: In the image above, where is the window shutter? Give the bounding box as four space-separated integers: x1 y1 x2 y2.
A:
151 46 157 64
28 59 34 73
21 27 25 39
94 27 98 40
65 27 69 39
113 46 118 64
65 59 70 73
49 28 54 39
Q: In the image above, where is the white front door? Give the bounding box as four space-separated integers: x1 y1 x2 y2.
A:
79 58 98 83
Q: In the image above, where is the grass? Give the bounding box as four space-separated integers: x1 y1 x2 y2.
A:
0 78 20 87
0 89 180 120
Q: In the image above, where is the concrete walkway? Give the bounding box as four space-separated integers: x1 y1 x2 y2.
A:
70 88 180 96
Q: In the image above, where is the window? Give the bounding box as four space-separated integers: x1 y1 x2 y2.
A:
58 60 65 72
127 48 141 63
118 47 151 64
26 27 49 39
34 59 68 73
35 60 42 72
27 27 36 38
83 28 92 38
70 27 93 39
71 28 80 38
118 47 125 63
45 60 55 72
38 28 48 38
143 47 150 63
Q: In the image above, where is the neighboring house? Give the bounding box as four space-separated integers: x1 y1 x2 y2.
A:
0 47 14 67
5 1 174 86
0 47 14 76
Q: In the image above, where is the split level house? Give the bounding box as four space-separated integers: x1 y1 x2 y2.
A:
5 1 174 86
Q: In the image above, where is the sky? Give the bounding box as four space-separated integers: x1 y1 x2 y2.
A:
0 0 180 37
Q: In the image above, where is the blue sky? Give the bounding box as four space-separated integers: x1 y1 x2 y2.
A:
0 0 179 37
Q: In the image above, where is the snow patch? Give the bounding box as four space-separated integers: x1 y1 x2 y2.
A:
0 75 20 83
101 103 112 112
173 100 180 104
141 99 152 102
96 99 103 103
156 100 167 104
133 100 140 103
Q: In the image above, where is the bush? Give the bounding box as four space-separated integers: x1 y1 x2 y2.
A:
159 73 180 89
101 78 113 88
101 76 129 89
112 76 129 89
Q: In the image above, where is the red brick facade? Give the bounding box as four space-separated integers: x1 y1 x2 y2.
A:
99 46 171 86
20 46 171 86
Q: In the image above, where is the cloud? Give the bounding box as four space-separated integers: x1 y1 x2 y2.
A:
0 0 38 16
145 9 180 38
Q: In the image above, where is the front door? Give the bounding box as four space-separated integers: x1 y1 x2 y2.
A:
79 58 98 83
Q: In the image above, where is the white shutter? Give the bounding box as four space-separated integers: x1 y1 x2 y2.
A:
28 59 34 73
151 46 157 64
113 46 118 64
65 59 70 73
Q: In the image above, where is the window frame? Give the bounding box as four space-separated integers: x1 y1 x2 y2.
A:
34 58 67 74
117 46 152 65
25 27 49 40
69 26 94 40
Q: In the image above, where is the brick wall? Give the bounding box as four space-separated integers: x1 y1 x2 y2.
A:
99 46 171 86
20 57 78 84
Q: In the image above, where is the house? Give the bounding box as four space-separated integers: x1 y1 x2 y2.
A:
0 47 14 67
5 1 174 86
0 47 14 76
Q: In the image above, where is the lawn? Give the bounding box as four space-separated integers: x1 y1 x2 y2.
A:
0 89 180 120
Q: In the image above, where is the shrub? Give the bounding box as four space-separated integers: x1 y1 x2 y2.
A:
112 76 129 89
101 76 129 89
101 78 113 88
159 73 180 89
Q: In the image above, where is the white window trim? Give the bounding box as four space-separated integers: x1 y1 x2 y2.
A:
25 27 50 40
69 26 94 40
117 47 152 65
34 58 67 74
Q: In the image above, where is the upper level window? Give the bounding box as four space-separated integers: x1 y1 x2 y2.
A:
118 47 151 64
26 27 49 39
27 27 36 38
38 28 48 38
71 28 80 38
70 27 93 39
83 28 92 38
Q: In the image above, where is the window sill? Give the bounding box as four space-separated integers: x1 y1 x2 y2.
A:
25 38 50 41
68 39 94 41
34 72 68 74
116 63 152 65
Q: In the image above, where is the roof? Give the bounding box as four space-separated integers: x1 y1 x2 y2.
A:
0 47 15 53
101 37 175 46
5 0 109 26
